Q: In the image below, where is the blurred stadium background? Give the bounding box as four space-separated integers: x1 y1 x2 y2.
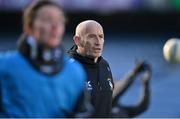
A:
0 0 180 117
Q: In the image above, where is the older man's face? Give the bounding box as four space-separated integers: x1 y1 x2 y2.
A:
82 24 104 59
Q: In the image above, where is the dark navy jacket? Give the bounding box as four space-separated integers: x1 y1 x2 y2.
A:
68 45 114 117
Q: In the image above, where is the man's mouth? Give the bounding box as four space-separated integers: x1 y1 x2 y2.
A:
94 48 102 53
94 48 101 50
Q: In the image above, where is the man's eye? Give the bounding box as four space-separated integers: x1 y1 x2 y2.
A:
88 35 95 38
99 35 104 38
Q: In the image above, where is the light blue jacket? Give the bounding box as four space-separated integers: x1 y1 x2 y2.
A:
0 51 86 117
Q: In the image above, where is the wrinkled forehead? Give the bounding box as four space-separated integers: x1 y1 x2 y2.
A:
85 23 104 35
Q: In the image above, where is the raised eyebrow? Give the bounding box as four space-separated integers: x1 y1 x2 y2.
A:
87 34 96 37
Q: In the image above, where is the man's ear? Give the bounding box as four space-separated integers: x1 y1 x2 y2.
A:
73 35 81 46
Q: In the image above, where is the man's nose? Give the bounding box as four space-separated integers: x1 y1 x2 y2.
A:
95 37 101 45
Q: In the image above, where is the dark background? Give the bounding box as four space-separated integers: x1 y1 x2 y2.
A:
0 0 180 117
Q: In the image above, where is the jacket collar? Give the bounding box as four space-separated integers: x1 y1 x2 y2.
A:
68 45 102 65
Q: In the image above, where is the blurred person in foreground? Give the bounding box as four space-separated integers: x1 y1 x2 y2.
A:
68 20 151 117
0 0 93 117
